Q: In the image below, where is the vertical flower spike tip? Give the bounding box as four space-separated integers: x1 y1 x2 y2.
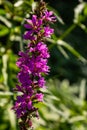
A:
12 0 56 130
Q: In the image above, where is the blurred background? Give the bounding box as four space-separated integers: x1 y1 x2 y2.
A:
0 0 87 130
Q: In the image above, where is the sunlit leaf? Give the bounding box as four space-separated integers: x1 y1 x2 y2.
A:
74 2 86 23
14 0 23 7
7 104 16 130
0 25 9 36
0 92 13 98
0 16 12 28
0 9 6 15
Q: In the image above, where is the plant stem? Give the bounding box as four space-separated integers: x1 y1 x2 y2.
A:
59 24 77 40
49 24 77 49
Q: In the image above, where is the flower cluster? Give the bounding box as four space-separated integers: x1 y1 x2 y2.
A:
12 1 56 130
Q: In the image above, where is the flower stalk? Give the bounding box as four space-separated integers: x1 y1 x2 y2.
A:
12 0 56 129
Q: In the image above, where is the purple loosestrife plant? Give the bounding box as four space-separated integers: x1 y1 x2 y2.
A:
12 0 56 130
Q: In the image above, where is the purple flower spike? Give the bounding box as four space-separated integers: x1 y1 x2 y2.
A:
13 1 56 129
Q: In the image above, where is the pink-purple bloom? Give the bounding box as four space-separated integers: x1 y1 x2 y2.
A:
12 1 56 130
43 10 56 22
35 93 44 102
23 15 42 40
44 26 54 37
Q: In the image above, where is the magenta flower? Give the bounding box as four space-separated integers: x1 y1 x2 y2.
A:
24 15 42 32
35 93 44 102
36 42 50 58
44 26 54 37
43 10 56 22
23 31 35 40
23 15 42 40
38 77 46 88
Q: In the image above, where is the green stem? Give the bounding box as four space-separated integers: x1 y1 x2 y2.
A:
59 24 77 40
49 24 77 50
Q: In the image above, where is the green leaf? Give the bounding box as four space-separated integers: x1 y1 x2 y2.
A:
0 9 6 15
0 92 13 98
4 0 13 12
69 116 85 123
47 38 86 62
0 16 12 28
74 2 86 23
14 0 23 7
57 45 69 59
84 4 87 16
7 104 16 130
0 25 9 37
78 23 87 33
57 40 87 63
79 79 86 100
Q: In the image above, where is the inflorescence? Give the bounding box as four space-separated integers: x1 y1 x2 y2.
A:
12 1 56 130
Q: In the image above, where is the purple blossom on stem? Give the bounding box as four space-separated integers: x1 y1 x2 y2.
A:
23 15 42 40
12 1 56 130
44 26 54 37
23 31 35 40
24 15 42 32
35 93 44 101
43 10 56 22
